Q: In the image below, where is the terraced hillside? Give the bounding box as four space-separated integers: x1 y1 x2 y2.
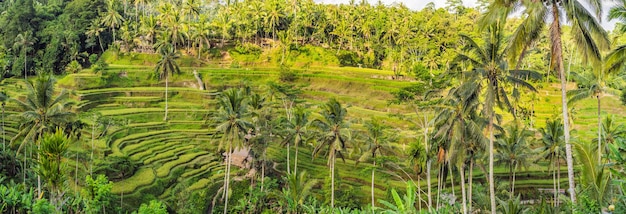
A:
2 52 624 210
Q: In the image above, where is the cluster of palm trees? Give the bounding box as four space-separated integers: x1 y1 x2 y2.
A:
91 0 480 70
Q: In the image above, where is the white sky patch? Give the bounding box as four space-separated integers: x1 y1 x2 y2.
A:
314 0 618 31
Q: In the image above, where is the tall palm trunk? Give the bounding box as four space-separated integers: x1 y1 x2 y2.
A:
294 137 299 176
468 159 473 213
552 5 576 203
449 161 455 198
557 153 561 207
2 104 5 152
553 155 557 206
488 114 496 214
164 74 168 121
331 153 335 209
597 95 601 162
371 159 376 209
427 160 432 210
418 173 423 210
91 114 96 176
460 163 467 214
24 49 27 80
223 134 233 214
286 144 290 174
512 162 518 195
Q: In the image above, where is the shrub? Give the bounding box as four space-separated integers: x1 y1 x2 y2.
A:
65 60 82 74
279 66 298 82
133 200 167 214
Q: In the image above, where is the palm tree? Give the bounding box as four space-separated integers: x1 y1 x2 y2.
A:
600 115 626 148
213 88 252 214
484 0 610 203
494 122 534 197
101 0 125 42
11 73 74 198
452 21 539 213
13 31 35 79
85 19 106 52
154 43 180 121
281 171 318 213
311 98 349 209
37 129 69 210
536 119 565 207
567 69 623 163
433 83 485 214
280 106 309 176
357 119 396 210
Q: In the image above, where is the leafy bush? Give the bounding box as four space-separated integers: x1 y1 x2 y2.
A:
94 155 137 181
133 200 167 214
336 50 360 67
65 60 82 74
279 66 298 82
233 43 262 55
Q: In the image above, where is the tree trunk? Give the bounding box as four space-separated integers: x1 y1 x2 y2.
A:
552 4 577 203
553 155 557 206
371 159 376 209
2 104 5 152
91 114 96 177
460 163 467 214
223 137 233 214
261 149 265 192
418 173 423 210
294 137 299 176
488 115 496 214
331 154 335 209
469 159 473 213
286 144 290 174
512 162 517 196
449 161 455 198
427 160 432 211
164 74 168 121
24 50 27 80
98 36 104 53
557 154 561 207
597 95 601 163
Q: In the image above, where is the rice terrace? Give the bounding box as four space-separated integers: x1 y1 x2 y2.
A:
1 0 626 213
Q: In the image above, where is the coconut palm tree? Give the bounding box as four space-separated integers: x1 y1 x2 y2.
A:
357 119 396 210
11 73 75 196
483 0 610 204
85 19 106 52
311 98 350 209
536 118 565 207
154 43 180 121
280 106 309 176
494 122 534 197
452 20 540 213
101 0 125 42
567 70 622 162
433 83 486 214
213 88 252 214
13 31 35 79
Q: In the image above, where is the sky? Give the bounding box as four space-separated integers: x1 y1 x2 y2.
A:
315 0 618 31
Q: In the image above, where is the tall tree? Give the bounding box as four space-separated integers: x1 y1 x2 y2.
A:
85 19 106 52
484 0 610 204
154 43 180 121
11 73 75 198
494 122 534 197
13 32 35 79
357 119 396 210
280 106 309 176
536 118 565 207
101 0 125 42
453 20 539 214
213 88 252 214
311 98 349 209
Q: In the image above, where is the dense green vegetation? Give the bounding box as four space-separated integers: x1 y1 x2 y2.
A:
1 0 626 213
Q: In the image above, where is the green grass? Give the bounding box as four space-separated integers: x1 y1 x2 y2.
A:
112 167 156 194
155 152 210 178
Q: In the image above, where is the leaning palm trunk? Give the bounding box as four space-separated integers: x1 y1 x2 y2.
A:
460 163 467 214
223 134 234 214
553 155 557 206
512 162 518 195
294 138 299 175
331 154 335 209
552 5 576 201
449 161 455 198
